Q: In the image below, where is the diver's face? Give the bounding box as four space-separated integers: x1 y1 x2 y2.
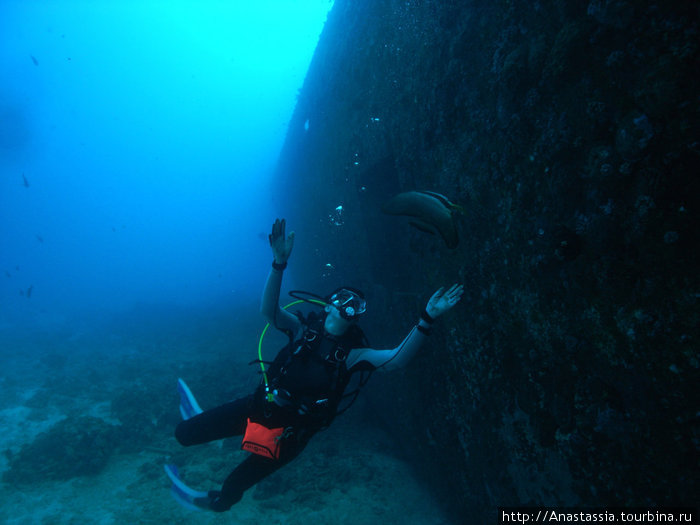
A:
324 305 353 336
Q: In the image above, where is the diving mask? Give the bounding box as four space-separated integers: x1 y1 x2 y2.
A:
329 288 367 320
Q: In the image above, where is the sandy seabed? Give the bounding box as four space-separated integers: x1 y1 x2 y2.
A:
0 321 452 525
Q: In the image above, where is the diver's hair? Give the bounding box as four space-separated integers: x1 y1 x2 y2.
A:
346 323 370 348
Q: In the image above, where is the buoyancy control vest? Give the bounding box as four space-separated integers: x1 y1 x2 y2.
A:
260 312 372 426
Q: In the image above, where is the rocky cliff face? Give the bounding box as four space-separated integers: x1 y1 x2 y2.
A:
274 1 699 521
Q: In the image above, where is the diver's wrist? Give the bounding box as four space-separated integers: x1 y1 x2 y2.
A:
421 308 436 324
272 260 287 271
416 323 432 336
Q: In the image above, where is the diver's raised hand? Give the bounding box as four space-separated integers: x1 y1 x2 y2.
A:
425 284 464 319
269 218 295 264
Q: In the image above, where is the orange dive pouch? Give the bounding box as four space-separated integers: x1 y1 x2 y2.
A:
241 418 285 460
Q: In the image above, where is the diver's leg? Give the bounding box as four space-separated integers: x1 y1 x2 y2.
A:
204 428 315 512
175 395 253 446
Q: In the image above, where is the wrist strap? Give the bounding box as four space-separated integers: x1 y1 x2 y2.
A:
272 260 287 271
421 309 435 324
416 324 432 336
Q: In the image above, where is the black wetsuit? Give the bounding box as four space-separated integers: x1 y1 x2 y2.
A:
173 263 432 512
174 315 371 512
175 393 317 511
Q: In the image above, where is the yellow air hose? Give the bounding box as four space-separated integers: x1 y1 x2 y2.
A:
258 298 326 399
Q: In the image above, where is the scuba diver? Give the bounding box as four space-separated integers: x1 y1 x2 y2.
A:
167 218 463 512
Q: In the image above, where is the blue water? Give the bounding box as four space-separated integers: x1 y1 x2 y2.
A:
0 4 455 523
1 0 332 324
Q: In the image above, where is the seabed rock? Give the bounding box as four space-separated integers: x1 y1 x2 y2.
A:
3 415 122 484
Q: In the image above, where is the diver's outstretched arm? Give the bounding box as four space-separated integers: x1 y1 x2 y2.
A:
260 218 300 335
347 284 463 371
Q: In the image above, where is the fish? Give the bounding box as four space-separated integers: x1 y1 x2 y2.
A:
382 190 462 248
22 173 30 187
30 55 38 66
408 221 436 235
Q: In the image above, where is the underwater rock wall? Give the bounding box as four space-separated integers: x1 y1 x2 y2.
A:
275 0 699 521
